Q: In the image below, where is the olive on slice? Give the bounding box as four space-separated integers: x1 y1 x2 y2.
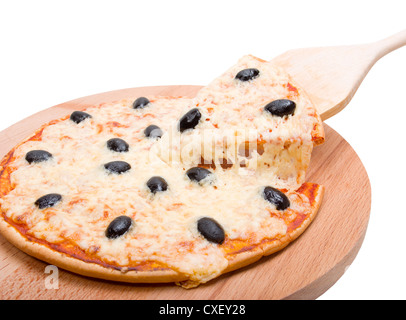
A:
197 217 225 244
144 125 163 139
35 193 62 209
25 150 53 164
105 215 133 239
264 99 296 117
263 186 290 210
186 167 212 183
132 97 150 109
235 68 260 82
104 161 131 174
179 108 201 133
146 176 168 193
70 111 92 124
107 138 129 153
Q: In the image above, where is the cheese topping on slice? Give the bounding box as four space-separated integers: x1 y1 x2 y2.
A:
155 55 323 189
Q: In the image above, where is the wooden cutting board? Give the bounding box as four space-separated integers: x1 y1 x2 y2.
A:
0 85 371 300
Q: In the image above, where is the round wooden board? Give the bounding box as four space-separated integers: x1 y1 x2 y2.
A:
0 85 371 300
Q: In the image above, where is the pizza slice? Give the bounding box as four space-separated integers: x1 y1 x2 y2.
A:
155 55 324 190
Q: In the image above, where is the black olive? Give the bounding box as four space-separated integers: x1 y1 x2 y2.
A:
132 97 150 109
107 138 129 153
144 125 163 139
264 99 296 117
186 167 212 183
179 108 201 133
197 217 225 244
70 111 92 124
35 193 62 209
235 68 260 81
25 150 53 164
105 215 133 239
263 186 290 210
104 161 131 174
146 176 168 193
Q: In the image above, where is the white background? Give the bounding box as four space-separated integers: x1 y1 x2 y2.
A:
1 0 406 300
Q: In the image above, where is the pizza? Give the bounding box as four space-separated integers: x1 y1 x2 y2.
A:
0 55 324 288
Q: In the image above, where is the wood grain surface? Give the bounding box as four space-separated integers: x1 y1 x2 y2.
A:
0 85 371 300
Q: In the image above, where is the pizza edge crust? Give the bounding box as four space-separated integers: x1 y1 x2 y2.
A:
312 113 325 146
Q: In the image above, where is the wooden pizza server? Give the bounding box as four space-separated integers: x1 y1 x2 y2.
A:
265 29 406 299
272 29 406 120
1 31 405 300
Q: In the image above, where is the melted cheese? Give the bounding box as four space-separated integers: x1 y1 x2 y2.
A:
0 55 323 287
155 55 319 189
